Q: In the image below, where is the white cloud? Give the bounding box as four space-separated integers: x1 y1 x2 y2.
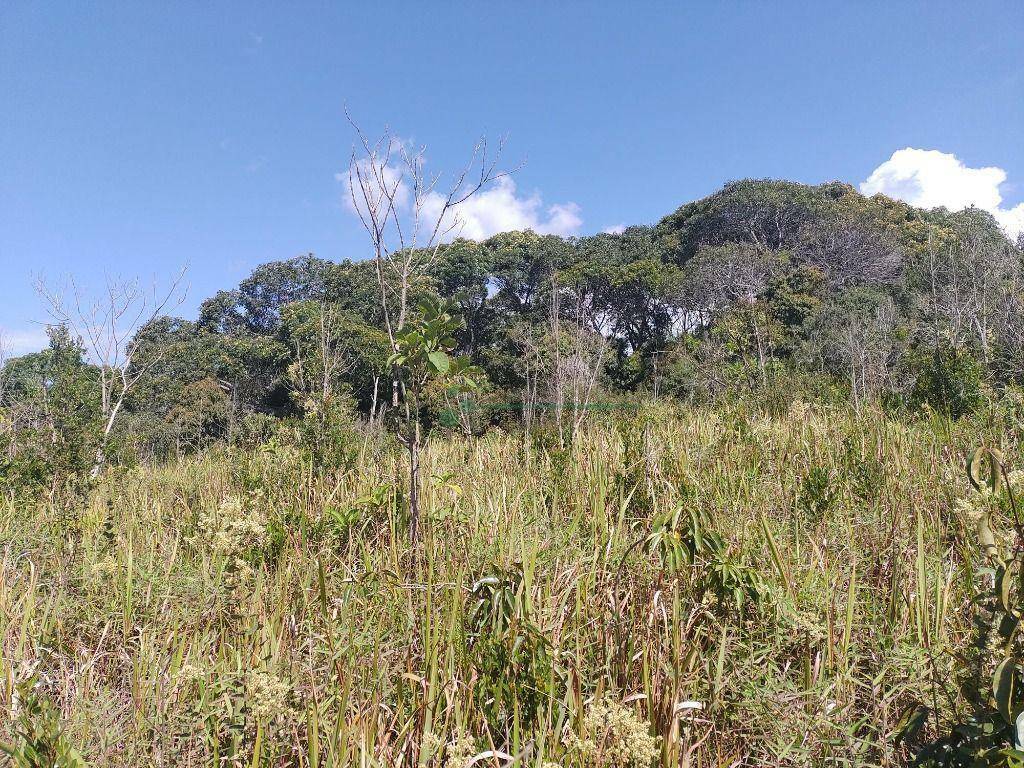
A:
603 224 627 235
0 327 49 357
424 176 581 240
339 155 582 242
338 153 413 221
540 201 585 237
861 148 1024 240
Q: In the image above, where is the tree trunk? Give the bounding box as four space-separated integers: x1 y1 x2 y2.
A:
89 446 106 479
369 376 380 427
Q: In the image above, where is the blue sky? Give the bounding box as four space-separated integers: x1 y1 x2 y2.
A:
2 2 1022 354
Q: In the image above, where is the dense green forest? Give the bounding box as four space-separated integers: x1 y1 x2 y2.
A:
3 179 1022 486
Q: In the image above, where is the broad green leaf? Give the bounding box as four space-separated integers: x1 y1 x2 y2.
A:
427 350 450 374
993 655 1018 724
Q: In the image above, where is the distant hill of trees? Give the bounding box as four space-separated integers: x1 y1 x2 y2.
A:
3 179 1023 484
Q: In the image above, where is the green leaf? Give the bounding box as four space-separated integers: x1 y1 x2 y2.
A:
999 564 1015 614
427 350 450 374
993 655 1018 725
893 702 928 746
968 446 1003 494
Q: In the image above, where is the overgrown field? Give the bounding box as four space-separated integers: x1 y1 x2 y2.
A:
2 400 1023 766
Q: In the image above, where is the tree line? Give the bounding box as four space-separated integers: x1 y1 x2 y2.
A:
2 176 1023 500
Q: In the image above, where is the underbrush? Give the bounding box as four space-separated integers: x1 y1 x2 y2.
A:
0 401 1019 766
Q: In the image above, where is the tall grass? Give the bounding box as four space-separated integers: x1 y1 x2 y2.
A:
0 399 1018 766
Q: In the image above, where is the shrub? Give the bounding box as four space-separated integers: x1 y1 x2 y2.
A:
908 448 1024 765
295 395 361 471
797 465 838 520
910 348 984 419
464 564 554 731
0 678 86 768
646 506 770 616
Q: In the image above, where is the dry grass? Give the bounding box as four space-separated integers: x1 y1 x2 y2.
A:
0 399 1018 766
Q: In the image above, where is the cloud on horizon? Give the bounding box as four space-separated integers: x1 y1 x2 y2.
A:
861 148 1024 240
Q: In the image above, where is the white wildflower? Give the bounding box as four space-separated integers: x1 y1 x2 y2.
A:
564 695 660 768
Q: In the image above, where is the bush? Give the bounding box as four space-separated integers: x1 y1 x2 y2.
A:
295 395 362 472
464 563 555 731
910 348 984 420
1 678 85 768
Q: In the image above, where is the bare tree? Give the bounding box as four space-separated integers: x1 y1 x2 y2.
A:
0 331 13 464
708 180 816 254
795 213 903 289
806 289 902 410
844 298 900 410
676 243 779 336
548 271 610 445
992 245 1024 381
0 331 8 408
507 320 547 438
287 303 358 408
36 270 187 476
921 219 1021 367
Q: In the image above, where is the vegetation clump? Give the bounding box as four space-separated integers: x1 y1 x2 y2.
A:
563 695 660 768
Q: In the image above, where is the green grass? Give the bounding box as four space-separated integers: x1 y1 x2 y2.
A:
0 399 1018 766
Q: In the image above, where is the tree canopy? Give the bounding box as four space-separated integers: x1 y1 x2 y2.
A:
3 178 1021 463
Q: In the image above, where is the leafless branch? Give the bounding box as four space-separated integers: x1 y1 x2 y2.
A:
35 267 188 475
